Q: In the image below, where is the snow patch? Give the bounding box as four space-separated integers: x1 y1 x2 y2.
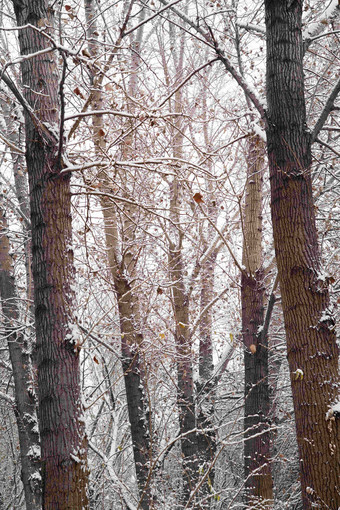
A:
251 121 266 142
319 308 334 324
27 445 40 458
332 401 340 414
29 471 41 482
70 453 81 463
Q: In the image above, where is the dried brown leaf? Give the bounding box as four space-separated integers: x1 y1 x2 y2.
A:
193 192 204 204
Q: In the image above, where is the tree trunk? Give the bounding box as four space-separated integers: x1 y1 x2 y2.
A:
11 1 89 507
196 250 217 508
84 3 152 507
242 137 273 508
0 204 41 510
167 96 198 506
0 96 36 361
168 241 198 505
265 2 340 508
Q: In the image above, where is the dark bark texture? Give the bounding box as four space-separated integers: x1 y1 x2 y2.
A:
265 1 340 508
115 274 152 510
11 1 89 508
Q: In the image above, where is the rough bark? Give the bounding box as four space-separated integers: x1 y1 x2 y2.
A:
265 2 340 508
84 3 152 507
0 204 41 509
242 138 273 508
11 1 89 507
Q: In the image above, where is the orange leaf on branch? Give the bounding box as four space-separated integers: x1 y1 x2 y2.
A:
193 192 204 204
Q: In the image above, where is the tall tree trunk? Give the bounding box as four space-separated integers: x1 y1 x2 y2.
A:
196 249 217 508
0 204 41 510
168 240 198 505
84 3 152 507
241 137 273 508
265 2 340 508
196 92 218 504
11 1 89 507
167 88 198 506
0 97 36 357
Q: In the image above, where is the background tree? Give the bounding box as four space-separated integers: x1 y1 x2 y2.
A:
0 199 41 509
241 136 273 508
84 2 153 506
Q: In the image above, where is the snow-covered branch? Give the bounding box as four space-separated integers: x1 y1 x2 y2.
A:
64 110 185 121
303 0 340 43
198 203 245 275
237 22 265 36
124 0 186 37
156 58 218 108
0 131 25 154
89 442 137 510
190 285 229 339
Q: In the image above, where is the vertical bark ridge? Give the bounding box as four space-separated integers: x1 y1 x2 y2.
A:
167 50 199 502
168 242 198 504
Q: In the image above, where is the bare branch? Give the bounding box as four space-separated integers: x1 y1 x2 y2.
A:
124 0 185 37
64 110 185 121
311 75 340 143
88 442 137 510
156 58 218 108
158 0 266 119
0 70 58 144
190 285 229 339
0 130 25 154
258 273 279 345
315 137 340 158
197 203 246 276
